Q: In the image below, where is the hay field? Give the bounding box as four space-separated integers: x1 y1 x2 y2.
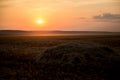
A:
0 35 120 80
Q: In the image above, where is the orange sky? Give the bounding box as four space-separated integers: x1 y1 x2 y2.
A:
0 0 120 31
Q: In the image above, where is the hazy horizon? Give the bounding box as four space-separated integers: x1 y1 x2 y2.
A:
0 0 120 31
1 29 120 32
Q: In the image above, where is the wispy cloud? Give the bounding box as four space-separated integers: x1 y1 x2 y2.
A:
0 5 10 8
93 13 120 20
0 0 15 8
92 13 120 23
76 17 86 19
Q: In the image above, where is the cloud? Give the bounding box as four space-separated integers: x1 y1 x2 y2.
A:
0 0 15 8
93 13 120 20
0 4 10 8
76 17 86 19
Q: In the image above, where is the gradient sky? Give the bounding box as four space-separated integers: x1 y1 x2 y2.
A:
0 0 120 31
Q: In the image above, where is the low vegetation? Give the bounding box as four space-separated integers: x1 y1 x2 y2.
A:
0 35 120 80
36 42 120 80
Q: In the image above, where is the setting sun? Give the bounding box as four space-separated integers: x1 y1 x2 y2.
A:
0 0 120 31
37 19 44 24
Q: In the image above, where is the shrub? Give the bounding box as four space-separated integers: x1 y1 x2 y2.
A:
36 42 120 80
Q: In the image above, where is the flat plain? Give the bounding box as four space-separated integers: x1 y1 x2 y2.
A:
0 35 120 80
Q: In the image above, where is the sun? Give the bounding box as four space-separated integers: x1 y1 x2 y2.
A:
37 19 44 24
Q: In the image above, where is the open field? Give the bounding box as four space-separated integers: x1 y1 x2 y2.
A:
0 35 120 80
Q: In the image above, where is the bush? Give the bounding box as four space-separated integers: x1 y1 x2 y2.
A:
36 42 120 80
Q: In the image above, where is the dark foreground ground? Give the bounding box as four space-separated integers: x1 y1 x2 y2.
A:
0 35 120 80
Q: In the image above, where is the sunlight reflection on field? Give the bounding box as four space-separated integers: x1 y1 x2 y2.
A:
17 32 120 36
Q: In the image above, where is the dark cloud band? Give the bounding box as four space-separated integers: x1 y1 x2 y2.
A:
93 13 120 20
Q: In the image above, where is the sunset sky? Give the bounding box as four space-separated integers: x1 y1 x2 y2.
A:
0 0 120 31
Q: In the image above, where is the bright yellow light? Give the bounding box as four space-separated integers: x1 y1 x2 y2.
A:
37 19 44 24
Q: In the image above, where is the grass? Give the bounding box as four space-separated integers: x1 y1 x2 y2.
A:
0 35 120 80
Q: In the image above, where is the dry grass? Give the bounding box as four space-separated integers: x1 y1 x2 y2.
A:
36 42 120 80
0 35 120 80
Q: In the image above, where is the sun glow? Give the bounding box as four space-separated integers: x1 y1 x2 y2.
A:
37 19 44 24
